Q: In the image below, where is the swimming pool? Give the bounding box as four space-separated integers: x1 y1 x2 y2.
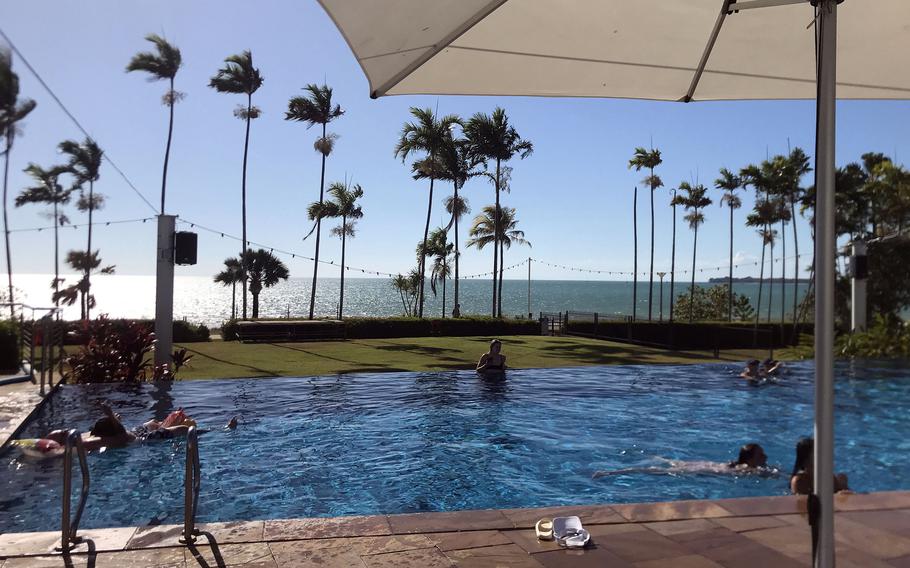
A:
2 360 909 533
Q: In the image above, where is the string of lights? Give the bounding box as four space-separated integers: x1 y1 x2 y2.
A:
7 216 156 233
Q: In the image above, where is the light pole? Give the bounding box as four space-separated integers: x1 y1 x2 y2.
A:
656 271 666 321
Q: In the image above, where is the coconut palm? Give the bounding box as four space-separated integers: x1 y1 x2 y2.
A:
629 147 663 320
0 49 37 316
240 249 289 319
285 84 344 320
672 182 712 322
53 251 114 310
126 34 182 213
782 147 811 334
439 135 482 316
715 168 742 322
631 185 639 320
747 199 777 330
467 205 531 312
323 181 364 319
395 107 461 318
59 138 103 320
209 50 263 320
421 228 454 317
15 164 72 306
463 107 532 317
391 269 421 317
669 186 678 322
214 257 244 319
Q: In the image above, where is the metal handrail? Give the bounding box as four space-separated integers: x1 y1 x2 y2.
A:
179 426 202 544
57 429 90 552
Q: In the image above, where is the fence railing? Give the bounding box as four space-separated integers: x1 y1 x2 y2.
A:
179 426 202 544
57 430 90 552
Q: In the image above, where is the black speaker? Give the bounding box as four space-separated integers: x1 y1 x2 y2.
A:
174 231 198 265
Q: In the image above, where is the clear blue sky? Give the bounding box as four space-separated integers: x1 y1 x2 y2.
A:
2 0 908 281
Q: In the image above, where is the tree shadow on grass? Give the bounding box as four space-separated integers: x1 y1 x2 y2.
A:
537 340 725 366
182 346 280 377
267 342 362 364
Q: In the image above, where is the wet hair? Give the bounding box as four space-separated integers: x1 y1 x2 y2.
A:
731 443 763 467
90 416 126 438
747 359 760 366
490 339 502 348
792 437 814 475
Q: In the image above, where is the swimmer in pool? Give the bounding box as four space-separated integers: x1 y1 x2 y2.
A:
476 339 507 373
789 437 850 495
762 358 783 376
592 443 778 479
740 359 762 380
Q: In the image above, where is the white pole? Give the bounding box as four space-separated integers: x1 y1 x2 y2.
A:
851 239 867 332
814 1 836 566
155 214 176 368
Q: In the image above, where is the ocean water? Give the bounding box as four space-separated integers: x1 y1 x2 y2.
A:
10 273 809 328
2 360 908 533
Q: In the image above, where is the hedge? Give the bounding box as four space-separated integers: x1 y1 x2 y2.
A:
0 320 20 371
219 316 539 341
39 319 210 344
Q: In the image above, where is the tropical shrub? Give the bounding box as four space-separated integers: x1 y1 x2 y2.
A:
173 320 210 342
673 285 755 322
345 316 538 339
0 320 20 371
221 318 239 341
838 315 910 358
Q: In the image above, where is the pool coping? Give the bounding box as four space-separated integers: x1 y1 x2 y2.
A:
2 490 910 566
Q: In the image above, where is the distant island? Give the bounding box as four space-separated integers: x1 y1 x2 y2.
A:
709 277 811 284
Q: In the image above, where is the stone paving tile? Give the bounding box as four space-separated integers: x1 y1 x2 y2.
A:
889 554 910 567
361 547 454 567
263 515 391 541
349 534 435 555
184 542 273 566
267 538 351 557
269 543 366 567
665 526 758 555
697 539 806 568
500 505 623 528
502 529 564 555
711 495 807 517
196 520 265 544
127 524 185 549
612 499 733 522
834 515 910 559
387 510 513 534
835 491 910 512
95 547 187 567
1 556 90 568
841 510 910 538
739 525 812 561
426 530 512 552
642 518 719 536
633 554 724 568
592 525 691 563
0 532 60 558
711 515 792 533
533 545 633 567
445 544 546 567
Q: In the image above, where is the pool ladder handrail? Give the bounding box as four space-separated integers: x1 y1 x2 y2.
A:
57 429 90 552
180 426 202 544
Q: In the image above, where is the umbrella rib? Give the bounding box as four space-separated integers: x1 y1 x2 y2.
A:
370 0 509 98
681 0 733 103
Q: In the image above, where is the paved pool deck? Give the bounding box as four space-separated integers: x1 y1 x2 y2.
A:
0 378 55 452
2 491 910 567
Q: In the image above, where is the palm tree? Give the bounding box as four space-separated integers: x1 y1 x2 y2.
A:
209 50 263 320
422 228 454 317
672 182 712 322
629 147 663 320
439 135 481 316
15 164 72 306
463 107 532 317
54 251 114 310
59 138 103 320
747 199 777 331
0 49 37 316
214 257 244 319
391 270 421 317
715 168 742 322
126 34 182 213
240 249 289 319
467 205 531 315
783 147 811 336
395 107 460 318
669 186 678 322
285 84 344 320
324 181 364 319
631 185 639 320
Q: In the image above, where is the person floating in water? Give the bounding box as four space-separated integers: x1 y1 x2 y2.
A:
762 358 783 376
789 437 850 495
740 360 762 380
476 339 507 374
593 443 778 479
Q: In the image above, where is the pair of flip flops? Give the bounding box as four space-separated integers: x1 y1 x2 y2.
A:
535 516 591 548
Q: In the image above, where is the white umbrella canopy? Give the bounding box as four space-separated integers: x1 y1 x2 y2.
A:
320 2 910 567
322 0 909 100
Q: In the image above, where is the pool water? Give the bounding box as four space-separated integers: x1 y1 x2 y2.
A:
2 360 909 533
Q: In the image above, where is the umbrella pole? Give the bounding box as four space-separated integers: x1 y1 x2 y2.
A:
814 1 837 567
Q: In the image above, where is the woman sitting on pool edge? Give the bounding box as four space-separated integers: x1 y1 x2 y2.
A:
476 339 507 374
789 437 850 495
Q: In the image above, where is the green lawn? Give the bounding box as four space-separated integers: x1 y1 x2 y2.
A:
175 335 795 380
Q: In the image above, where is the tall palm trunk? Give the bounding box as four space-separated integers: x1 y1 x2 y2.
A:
632 186 638 320
669 199 677 322
453 182 460 316
418 175 434 319
648 171 655 320
492 158 501 317
689 220 698 323
3 134 14 318
441 258 447 318
754 241 766 340
53 200 60 307
231 281 236 319
338 214 347 320
83 180 94 321
252 291 259 319
309 123 327 320
790 199 800 341
161 77 175 213
728 203 734 321
240 94 252 319
498 240 505 318
767 240 774 323
780 218 786 328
